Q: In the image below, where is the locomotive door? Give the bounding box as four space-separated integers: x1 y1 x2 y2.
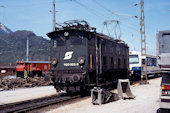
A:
95 36 102 86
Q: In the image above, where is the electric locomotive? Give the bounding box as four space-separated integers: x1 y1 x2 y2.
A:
47 20 129 92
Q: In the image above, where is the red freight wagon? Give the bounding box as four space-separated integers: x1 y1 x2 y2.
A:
16 61 51 78
0 65 16 77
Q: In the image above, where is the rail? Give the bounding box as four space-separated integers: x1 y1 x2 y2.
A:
0 93 80 113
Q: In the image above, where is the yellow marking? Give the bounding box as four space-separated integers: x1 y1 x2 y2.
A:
90 54 92 69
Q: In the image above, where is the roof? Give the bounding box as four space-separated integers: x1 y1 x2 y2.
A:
47 28 128 47
0 66 16 69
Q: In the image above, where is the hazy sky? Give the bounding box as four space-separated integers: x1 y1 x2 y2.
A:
0 0 170 55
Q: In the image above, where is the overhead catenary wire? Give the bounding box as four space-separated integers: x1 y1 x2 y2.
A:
71 0 140 34
69 0 142 43
4 1 52 8
92 0 140 40
71 0 112 20
93 0 139 18
113 3 140 13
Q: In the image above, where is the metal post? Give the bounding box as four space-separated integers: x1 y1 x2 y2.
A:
140 0 148 83
53 0 56 31
26 37 29 61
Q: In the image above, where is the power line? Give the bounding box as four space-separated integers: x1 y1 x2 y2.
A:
113 3 140 13
71 0 112 20
93 0 139 18
4 1 52 8
93 0 113 14
71 0 140 37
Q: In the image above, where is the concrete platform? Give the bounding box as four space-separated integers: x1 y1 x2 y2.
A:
0 86 57 105
47 77 162 113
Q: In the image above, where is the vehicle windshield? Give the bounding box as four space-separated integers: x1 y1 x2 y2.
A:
162 74 170 84
129 55 139 64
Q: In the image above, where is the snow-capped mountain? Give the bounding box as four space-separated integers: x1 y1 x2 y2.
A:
0 23 12 35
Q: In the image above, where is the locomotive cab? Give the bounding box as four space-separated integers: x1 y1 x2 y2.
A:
16 61 25 78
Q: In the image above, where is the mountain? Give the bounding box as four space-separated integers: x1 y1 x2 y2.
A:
0 23 12 35
0 30 50 64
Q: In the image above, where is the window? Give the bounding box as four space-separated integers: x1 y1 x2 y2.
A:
53 40 57 48
152 58 157 66
124 59 126 66
103 56 107 65
18 63 24 65
111 57 113 64
129 55 139 64
162 74 170 84
70 36 82 45
118 58 120 66
160 34 170 53
54 37 65 47
34 64 36 67
142 59 145 64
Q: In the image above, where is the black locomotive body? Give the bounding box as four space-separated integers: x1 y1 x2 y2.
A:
47 20 129 92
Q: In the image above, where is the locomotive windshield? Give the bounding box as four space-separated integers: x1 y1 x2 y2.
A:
70 36 82 45
129 55 139 64
53 35 86 47
55 37 65 46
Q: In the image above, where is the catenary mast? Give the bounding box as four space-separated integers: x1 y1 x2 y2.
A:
140 0 148 83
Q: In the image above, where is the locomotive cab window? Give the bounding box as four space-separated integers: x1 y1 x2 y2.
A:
70 36 82 45
18 63 24 65
53 37 65 47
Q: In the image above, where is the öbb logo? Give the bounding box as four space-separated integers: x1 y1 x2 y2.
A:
63 51 74 60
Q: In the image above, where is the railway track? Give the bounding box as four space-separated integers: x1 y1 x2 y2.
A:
0 93 80 113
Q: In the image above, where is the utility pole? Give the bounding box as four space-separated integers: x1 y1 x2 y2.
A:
140 0 148 83
26 37 29 61
53 0 56 31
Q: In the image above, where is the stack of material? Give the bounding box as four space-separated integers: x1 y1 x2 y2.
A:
0 77 51 91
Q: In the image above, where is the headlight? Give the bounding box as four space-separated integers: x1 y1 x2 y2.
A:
78 56 85 66
52 58 58 67
64 32 69 37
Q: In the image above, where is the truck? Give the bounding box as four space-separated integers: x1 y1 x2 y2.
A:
157 30 170 110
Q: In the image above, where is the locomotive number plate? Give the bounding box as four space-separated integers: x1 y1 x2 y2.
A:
64 63 79 66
